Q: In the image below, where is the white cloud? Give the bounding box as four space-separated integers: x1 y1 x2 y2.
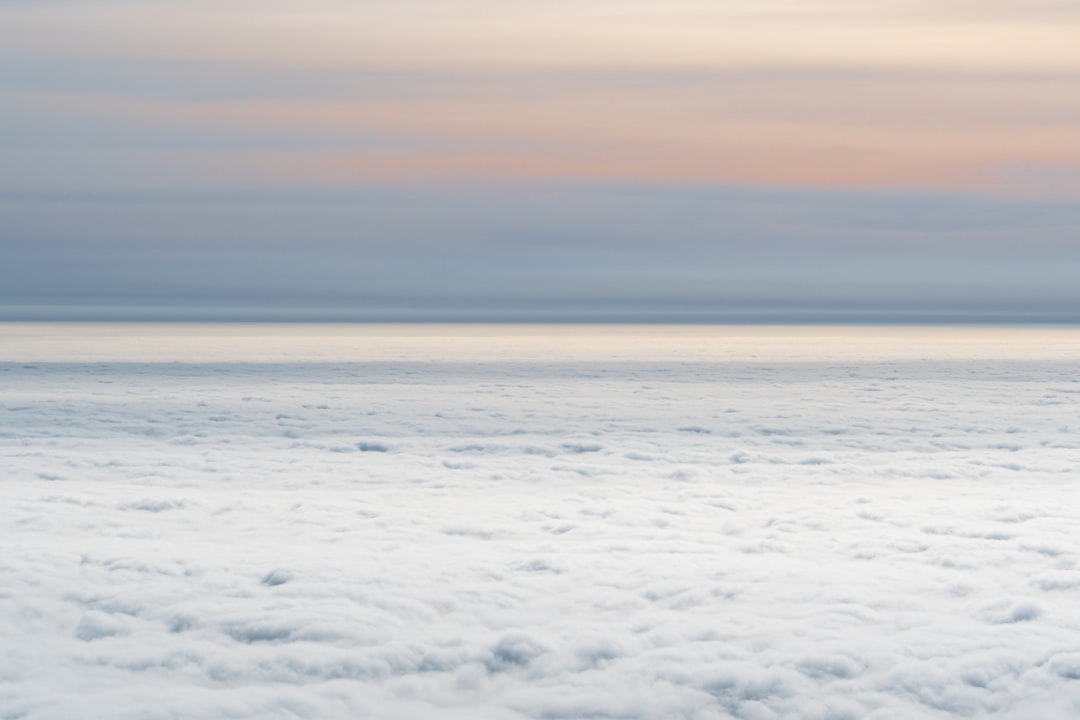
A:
2 326 1080 718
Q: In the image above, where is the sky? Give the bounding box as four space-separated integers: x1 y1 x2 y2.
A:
2 0 1079 322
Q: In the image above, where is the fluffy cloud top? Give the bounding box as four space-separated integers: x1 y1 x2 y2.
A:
2 326 1080 718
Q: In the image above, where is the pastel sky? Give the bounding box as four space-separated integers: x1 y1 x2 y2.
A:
3 0 1079 321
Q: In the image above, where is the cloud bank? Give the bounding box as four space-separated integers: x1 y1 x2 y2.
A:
3 326 1080 718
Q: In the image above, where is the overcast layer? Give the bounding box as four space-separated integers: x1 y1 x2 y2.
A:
3 325 1080 718
1 1 1078 320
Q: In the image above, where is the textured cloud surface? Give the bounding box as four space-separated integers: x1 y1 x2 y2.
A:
3 325 1080 719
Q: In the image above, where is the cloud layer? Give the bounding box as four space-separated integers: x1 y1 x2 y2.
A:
3 326 1080 718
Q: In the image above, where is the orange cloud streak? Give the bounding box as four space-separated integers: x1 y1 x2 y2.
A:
37 79 1080 194
6 1 1079 194
4 2 1080 73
